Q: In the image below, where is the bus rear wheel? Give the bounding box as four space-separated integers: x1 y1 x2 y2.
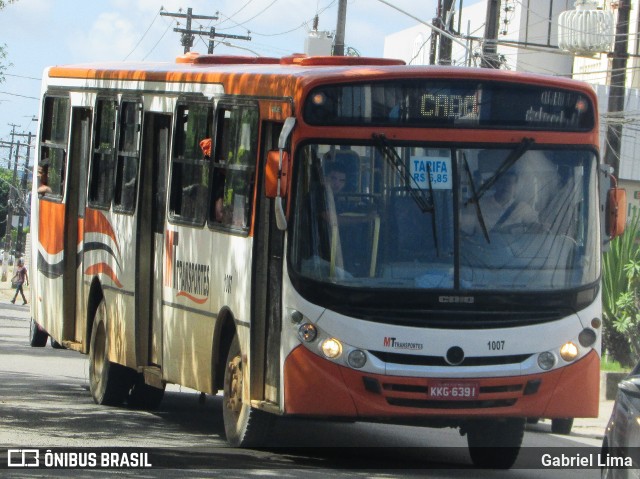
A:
89 299 133 406
29 318 48 347
466 418 525 469
127 373 165 410
222 334 273 446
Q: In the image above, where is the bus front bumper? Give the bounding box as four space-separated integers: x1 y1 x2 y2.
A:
283 345 599 420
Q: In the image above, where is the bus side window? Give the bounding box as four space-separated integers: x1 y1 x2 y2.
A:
168 102 212 225
209 104 258 232
40 95 71 200
88 98 117 209
113 100 142 214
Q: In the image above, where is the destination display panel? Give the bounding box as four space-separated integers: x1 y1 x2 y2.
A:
303 79 595 131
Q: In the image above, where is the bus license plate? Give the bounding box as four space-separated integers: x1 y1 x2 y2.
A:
428 381 479 400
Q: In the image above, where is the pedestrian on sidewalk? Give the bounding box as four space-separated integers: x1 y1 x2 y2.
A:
10 258 28 305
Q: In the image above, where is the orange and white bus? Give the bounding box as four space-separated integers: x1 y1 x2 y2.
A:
29 53 624 468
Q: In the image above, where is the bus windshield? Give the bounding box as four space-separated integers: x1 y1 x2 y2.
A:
289 142 599 292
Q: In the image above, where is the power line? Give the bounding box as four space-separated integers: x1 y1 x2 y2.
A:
123 8 162 61
4 73 40 81
0 91 38 100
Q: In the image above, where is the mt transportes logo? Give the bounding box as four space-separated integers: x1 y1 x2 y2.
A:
164 230 210 304
384 337 424 351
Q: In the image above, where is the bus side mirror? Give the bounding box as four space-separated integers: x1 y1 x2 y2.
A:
265 149 289 199
607 188 626 239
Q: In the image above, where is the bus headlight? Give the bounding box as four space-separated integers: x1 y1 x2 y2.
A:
538 351 556 370
298 323 318 343
560 342 579 362
578 328 597 347
348 349 367 368
321 338 342 359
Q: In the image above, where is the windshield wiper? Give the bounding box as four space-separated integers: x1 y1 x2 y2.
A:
372 133 432 212
463 153 490 243
465 137 535 206
371 133 439 255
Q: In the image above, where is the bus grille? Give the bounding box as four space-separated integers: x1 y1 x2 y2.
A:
369 351 532 367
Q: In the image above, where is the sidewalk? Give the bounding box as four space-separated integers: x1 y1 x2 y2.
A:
0 276 29 304
571 399 614 440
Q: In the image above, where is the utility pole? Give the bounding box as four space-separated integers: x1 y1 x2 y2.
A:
1 124 18 282
16 131 32 255
604 0 630 178
333 0 348 56
481 0 502 68
429 1 442 64
160 8 221 53
5 141 20 253
437 0 456 65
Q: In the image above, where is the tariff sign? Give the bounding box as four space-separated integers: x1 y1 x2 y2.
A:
428 381 479 400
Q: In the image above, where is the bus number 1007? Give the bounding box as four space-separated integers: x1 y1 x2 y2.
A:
487 340 505 350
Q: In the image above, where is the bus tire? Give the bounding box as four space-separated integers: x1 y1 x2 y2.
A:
466 418 525 469
29 318 48 347
88 299 133 406
551 417 573 435
222 334 273 447
127 373 165 410
50 337 65 349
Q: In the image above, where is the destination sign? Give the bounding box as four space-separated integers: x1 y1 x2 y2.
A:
303 80 594 131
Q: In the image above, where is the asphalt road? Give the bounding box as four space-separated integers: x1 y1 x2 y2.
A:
0 286 612 478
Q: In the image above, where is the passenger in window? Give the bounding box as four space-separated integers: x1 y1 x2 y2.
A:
324 162 349 214
37 158 52 196
199 138 212 159
200 138 225 223
212 169 226 223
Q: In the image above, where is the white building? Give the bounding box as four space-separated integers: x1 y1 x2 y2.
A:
383 0 574 75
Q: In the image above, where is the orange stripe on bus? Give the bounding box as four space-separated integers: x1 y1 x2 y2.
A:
176 291 208 304
38 201 65 255
85 263 123 288
84 209 120 256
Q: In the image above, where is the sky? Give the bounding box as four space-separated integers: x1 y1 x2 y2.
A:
0 0 449 155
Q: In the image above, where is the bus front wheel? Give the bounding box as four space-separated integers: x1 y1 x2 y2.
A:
551 417 573 435
222 334 273 446
89 299 133 406
466 418 525 469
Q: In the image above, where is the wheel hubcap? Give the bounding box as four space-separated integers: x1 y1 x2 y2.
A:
226 356 242 414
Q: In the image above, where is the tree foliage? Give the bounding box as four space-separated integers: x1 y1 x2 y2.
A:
0 0 16 83
0 168 13 238
602 212 640 367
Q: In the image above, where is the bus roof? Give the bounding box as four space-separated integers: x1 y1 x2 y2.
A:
46 53 596 101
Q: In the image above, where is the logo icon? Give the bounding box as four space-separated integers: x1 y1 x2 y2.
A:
8 449 39 467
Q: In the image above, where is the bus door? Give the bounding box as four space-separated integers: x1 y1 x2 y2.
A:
136 112 170 366
64 106 91 346
251 121 284 405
